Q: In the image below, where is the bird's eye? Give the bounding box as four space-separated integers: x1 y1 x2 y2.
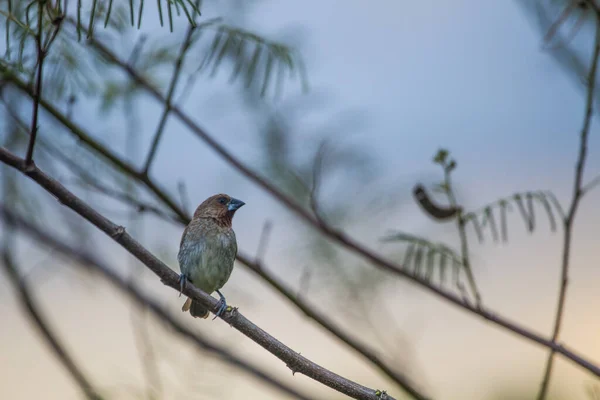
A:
218 197 227 204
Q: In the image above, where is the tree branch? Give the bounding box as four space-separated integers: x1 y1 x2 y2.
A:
0 147 397 400
76 25 600 378
536 6 600 400
0 97 181 225
242 258 429 400
25 0 46 164
581 173 600 195
442 164 482 306
1 241 103 400
5 33 600 382
2 73 428 399
142 12 199 176
2 72 190 223
0 205 318 400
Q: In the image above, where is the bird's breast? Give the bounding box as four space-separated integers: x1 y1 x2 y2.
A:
178 229 237 294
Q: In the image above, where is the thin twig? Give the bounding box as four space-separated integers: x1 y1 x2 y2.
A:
310 141 328 225
177 180 190 215
0 206 318 400
581 173 600 194
244 258 429 400
1 241 103 400
1 74 432 399
5 44 600 385
255 220 273 264
542 0 580 47
1 78 430 399
0 148 399 400
536 7 600 400
0 96 180 225
130 300 164 400
142 13 197 175
442 167 482 307
25 0 46 164
2 72 189 223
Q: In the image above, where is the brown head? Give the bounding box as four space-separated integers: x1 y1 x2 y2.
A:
192 194 245 226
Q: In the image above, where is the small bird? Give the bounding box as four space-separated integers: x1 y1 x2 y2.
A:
178 194 245 319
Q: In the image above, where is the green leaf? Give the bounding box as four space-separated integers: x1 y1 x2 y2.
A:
433 148 449 165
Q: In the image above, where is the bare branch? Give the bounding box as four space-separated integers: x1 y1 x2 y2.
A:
24 0 63 165
0 206 315 400
0 147 399 400
0 96 181 225
243 259 429 400
441 160 482 307
536 6 600 400
1 240 103 400
2 72 189 223
310 141 328 225
581 173 600 195
1 77 428 399
129 303 164 400
142 12 197 175
6 34 600 383
255 220 273 264
25 0 46 164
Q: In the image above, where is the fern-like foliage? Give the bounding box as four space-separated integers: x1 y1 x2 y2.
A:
2 0 201 38
463 190 564 243
186 21 308 98
97 17 307 112
381 231 464 287
0 0 129 101
0 1 306 113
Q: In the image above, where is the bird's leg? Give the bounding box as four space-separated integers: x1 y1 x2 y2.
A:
212 290 228 320
178 274 186 297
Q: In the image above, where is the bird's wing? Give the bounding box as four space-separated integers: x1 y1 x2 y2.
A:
177 221 207 274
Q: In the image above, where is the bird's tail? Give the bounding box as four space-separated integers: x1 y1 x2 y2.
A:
182 297 209 319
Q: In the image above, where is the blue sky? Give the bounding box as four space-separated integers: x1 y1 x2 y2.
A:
136 0 600 213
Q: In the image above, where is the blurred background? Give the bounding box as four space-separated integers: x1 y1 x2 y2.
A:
1 0 600 399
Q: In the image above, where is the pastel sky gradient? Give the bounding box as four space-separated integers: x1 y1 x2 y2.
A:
1 1 600 400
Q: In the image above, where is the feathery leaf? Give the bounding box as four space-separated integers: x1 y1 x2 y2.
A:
381 231 465 288
464 190 563 243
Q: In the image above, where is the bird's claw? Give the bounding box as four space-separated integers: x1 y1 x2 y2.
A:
212 290 229 320
212 300 228 320
178 274 186 297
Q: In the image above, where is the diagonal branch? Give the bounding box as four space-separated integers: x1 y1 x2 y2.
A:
5 36 600 382
0 205 318 400
0 97 181 225
1 74 428 399
1 242 103 400
581 173 600 195
536 6 600 400
77 23 600 378
0 147 398 400
242 259 429 400
2 72 190 223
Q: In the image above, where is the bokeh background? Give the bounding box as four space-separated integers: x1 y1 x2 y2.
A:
1 1 599 399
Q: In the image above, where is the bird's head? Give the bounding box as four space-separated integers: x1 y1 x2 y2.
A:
192 194 245 224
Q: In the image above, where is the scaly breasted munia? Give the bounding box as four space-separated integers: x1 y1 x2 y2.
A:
178 194 245 319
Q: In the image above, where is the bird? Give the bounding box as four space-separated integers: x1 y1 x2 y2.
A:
178 193 245 319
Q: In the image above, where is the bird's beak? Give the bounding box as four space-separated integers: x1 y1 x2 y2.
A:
228 198 245 211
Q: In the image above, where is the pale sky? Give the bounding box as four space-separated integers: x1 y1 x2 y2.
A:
1 1 600 400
